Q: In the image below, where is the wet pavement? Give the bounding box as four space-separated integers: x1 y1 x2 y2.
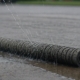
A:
0 5 80 48
0 4 80 80
0 51 76 80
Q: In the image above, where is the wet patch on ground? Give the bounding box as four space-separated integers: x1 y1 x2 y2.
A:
0 51 79 80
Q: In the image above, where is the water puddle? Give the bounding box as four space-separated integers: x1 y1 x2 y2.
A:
30 60 80 80
0 51 80 80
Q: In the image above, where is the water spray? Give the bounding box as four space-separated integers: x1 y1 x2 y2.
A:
0 37 80 67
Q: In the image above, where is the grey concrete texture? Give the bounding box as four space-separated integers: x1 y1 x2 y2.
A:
0 52 73 80
0 4 80 80
0 5 80 48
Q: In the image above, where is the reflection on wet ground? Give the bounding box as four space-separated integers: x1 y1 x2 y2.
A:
30 60 80 80
0 51 80 80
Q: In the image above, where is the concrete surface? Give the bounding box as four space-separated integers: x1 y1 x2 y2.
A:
0 4 80 80
0 5 80 48
0 52 74 80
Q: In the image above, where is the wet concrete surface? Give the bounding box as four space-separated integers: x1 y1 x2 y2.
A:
0 4 80 80
0 5 80 48
0 51 76 80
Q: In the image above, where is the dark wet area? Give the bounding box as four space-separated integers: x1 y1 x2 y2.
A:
0 51 80 80
30 60 80 80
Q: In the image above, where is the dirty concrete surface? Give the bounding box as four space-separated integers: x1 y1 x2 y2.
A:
0 4 80 80
0 52 75 80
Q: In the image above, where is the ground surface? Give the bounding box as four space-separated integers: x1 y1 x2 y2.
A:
0 5 80 48
0 4 80 80
0 58 65 80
